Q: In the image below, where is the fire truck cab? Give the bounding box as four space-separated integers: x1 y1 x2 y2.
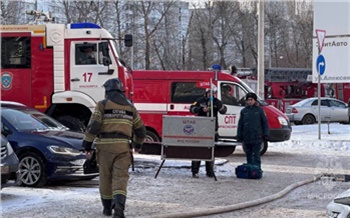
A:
133 70 292 155
1 22 133 131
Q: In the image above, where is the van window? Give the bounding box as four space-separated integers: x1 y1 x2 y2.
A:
171 82 205 103
1 37 31 69
221 83 248 106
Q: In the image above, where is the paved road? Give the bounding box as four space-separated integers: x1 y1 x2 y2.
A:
1 146 349 218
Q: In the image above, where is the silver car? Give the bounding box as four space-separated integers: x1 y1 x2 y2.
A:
285 97 349 125
327 188 350 218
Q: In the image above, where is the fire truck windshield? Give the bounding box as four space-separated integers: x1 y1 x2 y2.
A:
110 40 120 59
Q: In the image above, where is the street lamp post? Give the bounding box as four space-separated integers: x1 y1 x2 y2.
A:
257 0 265 100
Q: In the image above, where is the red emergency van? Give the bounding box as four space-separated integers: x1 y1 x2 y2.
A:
133 69 292 155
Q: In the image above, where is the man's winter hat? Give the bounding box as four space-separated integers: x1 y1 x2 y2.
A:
246 92 257 100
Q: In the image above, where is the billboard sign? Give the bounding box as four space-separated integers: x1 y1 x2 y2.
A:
312 1 350 83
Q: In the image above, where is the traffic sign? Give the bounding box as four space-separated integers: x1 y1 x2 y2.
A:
316 29 326 54
316 55 326 75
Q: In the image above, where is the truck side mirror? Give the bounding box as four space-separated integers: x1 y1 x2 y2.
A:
124 34 133 47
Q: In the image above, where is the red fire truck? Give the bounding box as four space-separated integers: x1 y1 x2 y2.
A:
235 68 326 112
133 69 292 155
1 22 132 131
334 83 350 104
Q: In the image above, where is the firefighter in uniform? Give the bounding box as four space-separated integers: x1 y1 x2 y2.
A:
82 78 146 218
189 86 227 178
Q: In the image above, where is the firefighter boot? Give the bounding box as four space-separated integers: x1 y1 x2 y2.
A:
101 198 112 216
112 194 126 218
205 161 215 177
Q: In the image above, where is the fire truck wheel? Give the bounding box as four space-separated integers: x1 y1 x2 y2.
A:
145 130 160 143
57 115 86 132
301 114 316 125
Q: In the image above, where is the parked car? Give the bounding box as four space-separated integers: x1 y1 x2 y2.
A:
0 102 98 187
1 134 19 188
285 97 349 125
326 188 350 218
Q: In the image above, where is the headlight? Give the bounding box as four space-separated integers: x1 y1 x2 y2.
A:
48 145 82 156
278 116 288 126
7 142 14 155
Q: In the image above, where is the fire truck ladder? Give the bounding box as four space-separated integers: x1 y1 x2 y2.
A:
266 68 311 82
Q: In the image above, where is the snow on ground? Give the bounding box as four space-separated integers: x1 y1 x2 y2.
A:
274 123 350 152
1 123 349 218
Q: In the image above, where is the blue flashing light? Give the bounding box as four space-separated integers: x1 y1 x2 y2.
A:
212 64 221 70
70 23 101 29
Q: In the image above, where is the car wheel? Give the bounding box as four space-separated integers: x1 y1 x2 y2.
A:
302 114 316 125
260 140 268 156
294 121 302 125
18 152 47 187
57 115 86 132
144 130 160 143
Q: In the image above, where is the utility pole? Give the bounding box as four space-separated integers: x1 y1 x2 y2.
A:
257 0 265 99
130 2 135 70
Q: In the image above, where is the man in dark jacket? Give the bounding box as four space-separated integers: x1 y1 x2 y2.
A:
82 78 146 218
236 92 269 169
189 86 227 178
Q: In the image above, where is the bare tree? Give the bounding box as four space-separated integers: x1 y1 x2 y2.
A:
133 1 175 69
265 1 287 68
187 1 215 70
0 0 26 24
286 1 313 68
51 0 110 25
2 0 315 71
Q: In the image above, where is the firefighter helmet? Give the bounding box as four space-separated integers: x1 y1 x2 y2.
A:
103 78 125 92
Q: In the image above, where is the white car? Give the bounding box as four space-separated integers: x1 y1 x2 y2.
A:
327 188 350 218
285 97 349 125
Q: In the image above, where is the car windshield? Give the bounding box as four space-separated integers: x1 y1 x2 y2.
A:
2 107 68 132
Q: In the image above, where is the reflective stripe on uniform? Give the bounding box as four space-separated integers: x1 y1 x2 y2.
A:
95 138 129 144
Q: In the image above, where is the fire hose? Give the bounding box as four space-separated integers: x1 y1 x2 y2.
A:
141 174 324 218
